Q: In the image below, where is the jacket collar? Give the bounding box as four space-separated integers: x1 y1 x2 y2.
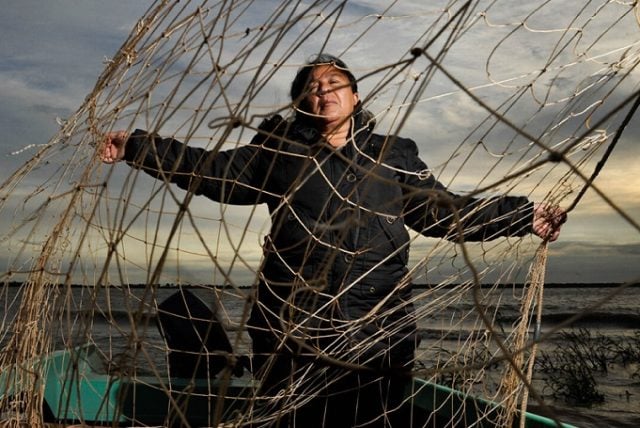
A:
287 106 375 148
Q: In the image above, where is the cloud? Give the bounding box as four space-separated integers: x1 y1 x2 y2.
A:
546 240 640 283
0 0 152 172
1 0 639 286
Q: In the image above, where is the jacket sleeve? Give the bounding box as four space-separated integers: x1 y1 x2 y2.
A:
399 139 533 241
123 129 270 205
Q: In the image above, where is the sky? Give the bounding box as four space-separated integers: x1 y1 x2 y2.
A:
1 0 639 285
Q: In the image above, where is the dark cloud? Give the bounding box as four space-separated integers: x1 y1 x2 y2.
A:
545 240 640 283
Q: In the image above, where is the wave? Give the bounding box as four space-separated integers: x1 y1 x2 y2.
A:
69 309 157 323
522 312 640 328
417 313 639 345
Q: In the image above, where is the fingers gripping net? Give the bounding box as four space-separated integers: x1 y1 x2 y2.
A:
1 1 639 427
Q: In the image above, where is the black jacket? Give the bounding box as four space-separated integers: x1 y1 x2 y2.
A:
124 111 533 364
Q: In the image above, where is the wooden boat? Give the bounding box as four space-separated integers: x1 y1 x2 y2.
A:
0 290 576 427
0 343 576 427
0 290 570 428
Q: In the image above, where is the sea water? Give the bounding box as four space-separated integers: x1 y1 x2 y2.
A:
1 284 638 427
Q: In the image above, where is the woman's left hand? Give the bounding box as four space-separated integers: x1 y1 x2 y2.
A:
532 203 567 242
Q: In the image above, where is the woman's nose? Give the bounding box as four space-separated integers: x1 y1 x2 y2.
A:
315 82 330 96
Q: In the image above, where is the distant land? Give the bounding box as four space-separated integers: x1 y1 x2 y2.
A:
3 281 637 289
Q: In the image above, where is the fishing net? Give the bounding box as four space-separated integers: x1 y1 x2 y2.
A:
1 0 639 427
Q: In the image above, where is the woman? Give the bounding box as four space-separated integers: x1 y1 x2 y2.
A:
102 54 565 427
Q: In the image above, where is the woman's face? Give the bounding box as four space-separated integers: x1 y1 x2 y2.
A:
304 64 359 127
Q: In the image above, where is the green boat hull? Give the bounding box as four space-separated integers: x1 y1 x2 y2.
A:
0 345 575 427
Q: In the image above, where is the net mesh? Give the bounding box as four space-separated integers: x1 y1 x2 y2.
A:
1 1 639 427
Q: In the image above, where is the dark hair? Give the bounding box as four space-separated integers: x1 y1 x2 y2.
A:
290 54 358 105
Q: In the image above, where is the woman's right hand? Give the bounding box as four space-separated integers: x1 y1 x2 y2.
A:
100 130 129 163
